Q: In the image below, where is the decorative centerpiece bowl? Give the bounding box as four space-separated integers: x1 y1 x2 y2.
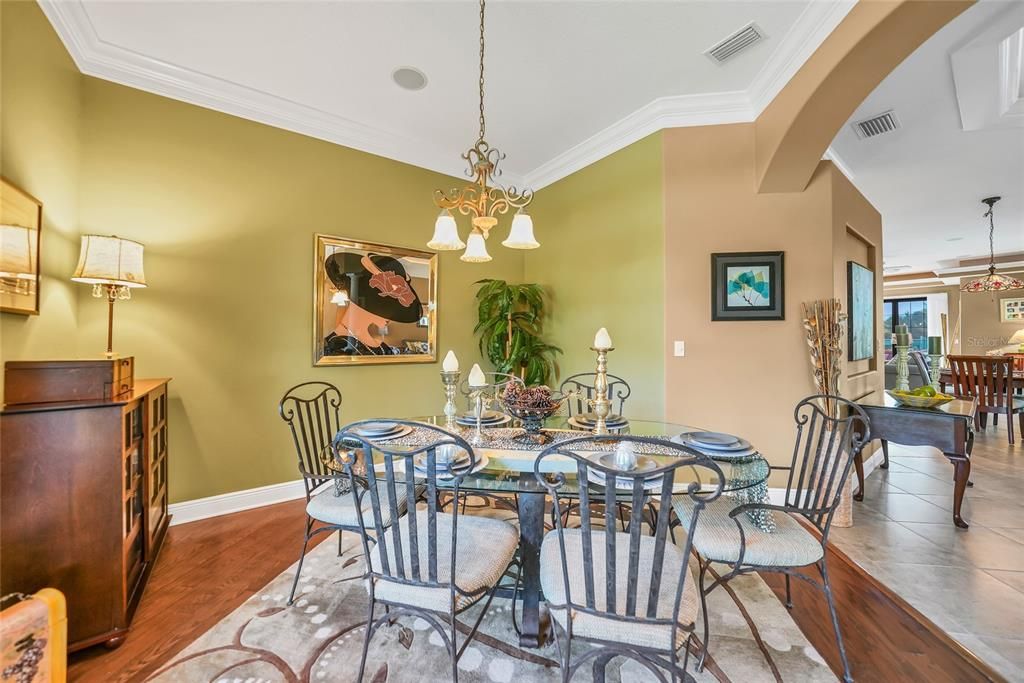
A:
885 389 955 409
500 381 565 444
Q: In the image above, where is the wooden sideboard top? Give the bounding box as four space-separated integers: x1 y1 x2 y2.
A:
1 378 171 415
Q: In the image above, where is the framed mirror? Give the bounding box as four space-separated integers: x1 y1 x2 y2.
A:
313 234 437 366
1 178 43 316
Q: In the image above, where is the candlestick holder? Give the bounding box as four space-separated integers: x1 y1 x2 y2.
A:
928 354 943 392
589 346 614 436
440 370 461 431
459 372 515 446
895 344 911 392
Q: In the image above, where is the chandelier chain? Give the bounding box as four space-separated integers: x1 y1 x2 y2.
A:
477 0 486 142
985 203 995 268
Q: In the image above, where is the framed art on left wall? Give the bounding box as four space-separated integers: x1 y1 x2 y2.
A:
0 178 43 315
313 234 437 366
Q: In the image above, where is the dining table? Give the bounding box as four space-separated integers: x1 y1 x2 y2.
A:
327 414 771 649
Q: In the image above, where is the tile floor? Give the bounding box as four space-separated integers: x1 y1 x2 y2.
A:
831 426 1024 681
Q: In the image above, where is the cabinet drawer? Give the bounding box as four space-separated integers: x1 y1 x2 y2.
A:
4 358 135 405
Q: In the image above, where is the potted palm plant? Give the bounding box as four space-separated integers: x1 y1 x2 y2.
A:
473 279 561 386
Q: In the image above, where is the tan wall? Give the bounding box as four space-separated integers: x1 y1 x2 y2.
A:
832 166 884 403
525 134 665 419
959 270 1024 354
0 1 82 376
663 124 882 471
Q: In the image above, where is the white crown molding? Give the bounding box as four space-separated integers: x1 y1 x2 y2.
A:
40 0 855 192
37 0 469 181
522 91 754 190
823 145 856 182
524 0 856 189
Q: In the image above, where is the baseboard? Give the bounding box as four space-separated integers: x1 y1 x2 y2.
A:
168 479 307 526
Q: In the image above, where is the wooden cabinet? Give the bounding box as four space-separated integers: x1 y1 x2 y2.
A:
0 375 171 651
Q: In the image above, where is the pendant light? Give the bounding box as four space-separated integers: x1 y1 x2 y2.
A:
960 197 1024 293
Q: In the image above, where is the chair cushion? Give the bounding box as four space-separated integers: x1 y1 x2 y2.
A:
674 496 823 568
306 482 419 529
540 529 698 651
370 510 518 613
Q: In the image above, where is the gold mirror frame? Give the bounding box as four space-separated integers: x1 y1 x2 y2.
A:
0 178 43 316
313 234 438 366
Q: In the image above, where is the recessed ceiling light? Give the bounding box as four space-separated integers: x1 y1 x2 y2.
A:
392 67 427 91
946 237 964 242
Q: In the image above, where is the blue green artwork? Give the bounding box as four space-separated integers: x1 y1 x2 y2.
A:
726 266 772 308
847 261 874 361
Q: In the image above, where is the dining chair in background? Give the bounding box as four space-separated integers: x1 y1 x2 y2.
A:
560 372 632 418
279 383 421 605
675 395 869 683
336 421 519 683
535 434 725 682
947 354 1023 444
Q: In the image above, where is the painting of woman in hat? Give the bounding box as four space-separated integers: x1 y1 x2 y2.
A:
313 236 437 365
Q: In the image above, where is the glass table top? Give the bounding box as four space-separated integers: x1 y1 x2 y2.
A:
325 415 770 496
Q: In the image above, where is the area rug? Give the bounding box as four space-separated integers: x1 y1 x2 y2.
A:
147 502 835 682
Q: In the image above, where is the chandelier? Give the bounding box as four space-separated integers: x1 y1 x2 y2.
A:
960 196 1024 293
427 0 537 263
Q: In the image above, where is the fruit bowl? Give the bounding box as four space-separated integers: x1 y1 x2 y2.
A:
885 389 955 409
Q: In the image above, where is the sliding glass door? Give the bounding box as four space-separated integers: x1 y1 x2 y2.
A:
882 297 928 359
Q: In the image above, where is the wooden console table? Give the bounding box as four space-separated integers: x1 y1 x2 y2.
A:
854 395 976 529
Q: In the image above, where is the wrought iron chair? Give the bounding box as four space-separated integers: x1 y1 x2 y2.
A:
535 434 725 682
560 372 632 419
336 420 519 683
675 395 869 683
279 383 420 605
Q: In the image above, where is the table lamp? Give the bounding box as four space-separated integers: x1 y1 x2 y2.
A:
71 235 146 357
0 224 37 295
1010 328 1024 353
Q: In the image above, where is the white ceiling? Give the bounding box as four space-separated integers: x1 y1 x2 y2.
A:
41 0 853 189
829 0 1024 276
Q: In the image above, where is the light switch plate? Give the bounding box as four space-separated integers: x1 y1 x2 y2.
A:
673 341 685 357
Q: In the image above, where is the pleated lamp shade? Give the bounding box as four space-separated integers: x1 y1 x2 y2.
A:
71 235 147 288
0 224 37 278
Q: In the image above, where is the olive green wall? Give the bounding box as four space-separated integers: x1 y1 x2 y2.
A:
0 0 82 370
1 3 522 503
524 134 665 419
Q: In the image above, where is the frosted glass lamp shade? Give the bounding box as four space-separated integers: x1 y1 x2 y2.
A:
427 210 465 251
0 224 36 278
71 235 147 288
502 211 539 249
331 290 349 306
1009 329 1024 345
460 231 492 263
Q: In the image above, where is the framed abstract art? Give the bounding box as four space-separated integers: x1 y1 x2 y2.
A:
711 251 785 321
846 260 875 361
313 234 437 366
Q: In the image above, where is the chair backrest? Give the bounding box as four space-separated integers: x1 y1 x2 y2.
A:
909 350 931 385
334 421 479 603
279 382 343 495
559 372 632 417
781 395 869 536
947 355 1014 409
535 434 724 641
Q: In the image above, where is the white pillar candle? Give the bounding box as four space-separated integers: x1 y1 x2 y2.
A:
468 363 487 387
593 327 613 350
442 350 459 372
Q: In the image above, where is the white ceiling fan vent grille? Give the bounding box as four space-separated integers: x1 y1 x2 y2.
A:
705 23 765 64
852 110 901 139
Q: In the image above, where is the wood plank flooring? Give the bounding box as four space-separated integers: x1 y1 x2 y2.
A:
67 499 324 682
69 496 1001 682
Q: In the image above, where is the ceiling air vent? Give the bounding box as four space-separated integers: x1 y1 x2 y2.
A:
705 23 765 64
852 110 901 139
